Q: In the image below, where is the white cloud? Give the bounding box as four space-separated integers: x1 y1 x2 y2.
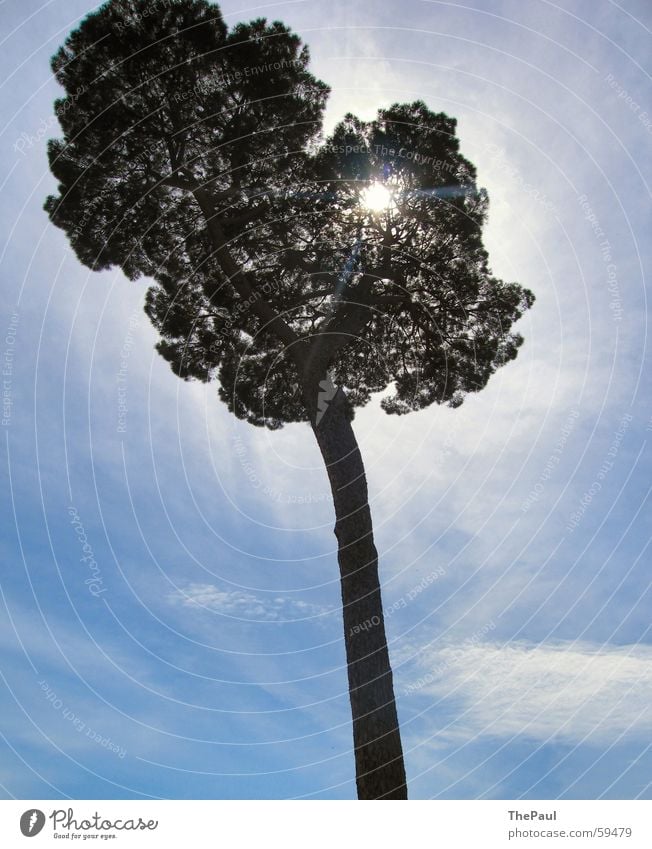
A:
402 640 652 745
168 582 332 623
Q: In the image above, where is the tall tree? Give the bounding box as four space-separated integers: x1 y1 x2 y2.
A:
45 0 534 799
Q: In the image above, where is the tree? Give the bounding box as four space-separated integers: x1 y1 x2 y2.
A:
45 0 534 800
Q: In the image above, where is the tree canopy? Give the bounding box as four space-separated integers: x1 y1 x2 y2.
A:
45 0 534 430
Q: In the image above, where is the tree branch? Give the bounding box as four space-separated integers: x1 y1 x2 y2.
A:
191 186 305 366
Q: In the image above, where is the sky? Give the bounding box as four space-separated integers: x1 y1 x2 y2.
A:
0 0 650 800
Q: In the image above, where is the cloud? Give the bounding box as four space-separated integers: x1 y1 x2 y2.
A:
402 640 652 746
168 583 332 623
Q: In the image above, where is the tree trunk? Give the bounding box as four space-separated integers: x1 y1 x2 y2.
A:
308 382 407 799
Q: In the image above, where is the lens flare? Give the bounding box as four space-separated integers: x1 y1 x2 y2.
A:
361 182 393 212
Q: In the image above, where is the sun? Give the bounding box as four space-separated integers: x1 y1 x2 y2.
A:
361 181 394 212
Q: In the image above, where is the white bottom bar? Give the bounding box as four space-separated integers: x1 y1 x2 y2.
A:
1 800 650 847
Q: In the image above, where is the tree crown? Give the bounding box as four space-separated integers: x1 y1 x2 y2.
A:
45 0 533 429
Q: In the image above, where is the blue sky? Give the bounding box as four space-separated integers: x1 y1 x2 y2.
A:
0 0 650 800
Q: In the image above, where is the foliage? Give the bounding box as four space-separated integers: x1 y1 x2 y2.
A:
45 0 533 430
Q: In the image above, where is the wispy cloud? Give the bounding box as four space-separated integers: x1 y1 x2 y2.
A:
168 583 332 623
402 640 652 745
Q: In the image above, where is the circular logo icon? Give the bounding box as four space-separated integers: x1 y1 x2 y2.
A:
20 809 45 837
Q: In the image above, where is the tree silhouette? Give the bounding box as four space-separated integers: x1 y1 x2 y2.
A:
45 0 534 800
